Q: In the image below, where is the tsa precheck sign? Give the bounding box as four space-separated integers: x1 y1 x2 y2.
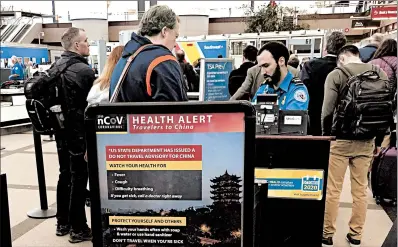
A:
255 168 324 200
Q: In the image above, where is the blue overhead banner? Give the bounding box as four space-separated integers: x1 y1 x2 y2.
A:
199 58 233 101
0 46 48 64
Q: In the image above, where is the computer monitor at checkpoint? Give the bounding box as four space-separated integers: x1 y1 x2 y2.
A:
254 94 308 136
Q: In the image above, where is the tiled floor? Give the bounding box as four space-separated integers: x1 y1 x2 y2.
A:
1 131 396 247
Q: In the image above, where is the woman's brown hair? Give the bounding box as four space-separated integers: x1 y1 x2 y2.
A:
94 45 124 90
372 39 397 60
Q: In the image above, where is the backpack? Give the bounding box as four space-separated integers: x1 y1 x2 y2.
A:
24 59 77 134
332 65 395 139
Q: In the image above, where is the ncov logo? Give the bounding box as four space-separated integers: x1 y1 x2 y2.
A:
96 114 127 132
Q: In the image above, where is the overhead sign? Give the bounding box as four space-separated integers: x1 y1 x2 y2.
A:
255 168 324 200
351 19 381 29
199 58 233 101
175 40 228 65
371 6 397 19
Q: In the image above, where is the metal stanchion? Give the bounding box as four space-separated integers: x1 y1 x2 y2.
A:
1 174 12 247
27 130 56 219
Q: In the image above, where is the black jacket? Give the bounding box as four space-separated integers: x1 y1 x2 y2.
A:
56 51 95 153
179 61 199 92
300 55 337 136
109 33 188 102
228 62 255 98
56 51 95 116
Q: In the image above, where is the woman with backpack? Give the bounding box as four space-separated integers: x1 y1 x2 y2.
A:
87 45 124 104
369 39 397 149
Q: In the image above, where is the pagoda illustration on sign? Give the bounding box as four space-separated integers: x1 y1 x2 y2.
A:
210 170 242 205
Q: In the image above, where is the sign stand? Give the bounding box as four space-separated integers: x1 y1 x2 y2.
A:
254 135 332 247
85 101 255 247
27 130 56 219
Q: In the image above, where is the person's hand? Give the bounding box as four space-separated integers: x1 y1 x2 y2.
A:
84 151 88 162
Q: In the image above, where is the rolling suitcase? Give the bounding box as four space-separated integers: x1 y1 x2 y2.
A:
370 144 397 205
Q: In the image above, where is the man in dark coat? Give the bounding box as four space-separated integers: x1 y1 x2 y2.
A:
300 31 347 136
228 45 258 98
55 27 96 243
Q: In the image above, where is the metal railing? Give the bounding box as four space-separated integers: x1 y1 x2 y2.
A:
0 17 22 42
11 16 39 43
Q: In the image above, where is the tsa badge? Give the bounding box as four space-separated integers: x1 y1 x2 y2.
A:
301 175 320 192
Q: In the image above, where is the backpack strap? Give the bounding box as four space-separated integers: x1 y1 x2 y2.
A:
336 66 353 79
110 44 152 103
145 54 178 96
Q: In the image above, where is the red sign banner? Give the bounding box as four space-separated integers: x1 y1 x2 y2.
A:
371 6 397 19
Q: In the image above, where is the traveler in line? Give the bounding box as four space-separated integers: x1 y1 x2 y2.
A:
109 5 188 102
228 45 258 98
87 45 125 104
359 33 383 63
55 27 96 243
369 38 397 148
287 54 300 69
25 61 34 79
300 31 347 136
321 45 389 247
299 56 311 71
175 49 198 92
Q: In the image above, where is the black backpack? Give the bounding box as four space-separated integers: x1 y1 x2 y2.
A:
332 65 395 139
24 59 77 134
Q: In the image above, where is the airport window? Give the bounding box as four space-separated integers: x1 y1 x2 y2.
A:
230 40 255 55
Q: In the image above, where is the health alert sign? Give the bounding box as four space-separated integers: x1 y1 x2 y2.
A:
255 168 324 200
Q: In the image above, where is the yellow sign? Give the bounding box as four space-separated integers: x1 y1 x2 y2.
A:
255 168 324 200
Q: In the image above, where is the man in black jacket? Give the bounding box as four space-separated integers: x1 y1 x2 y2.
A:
55 27 95 243
300 31 347 136
228 45 257 98
176 49 198 92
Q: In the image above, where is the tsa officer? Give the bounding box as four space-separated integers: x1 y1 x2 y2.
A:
252 42 309 110
9 55 25 81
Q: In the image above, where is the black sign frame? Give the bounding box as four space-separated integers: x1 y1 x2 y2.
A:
85 101 256 247
351 19 381 29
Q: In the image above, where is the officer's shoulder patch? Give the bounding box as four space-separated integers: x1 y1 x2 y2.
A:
291 77 303 85
294 89 307 103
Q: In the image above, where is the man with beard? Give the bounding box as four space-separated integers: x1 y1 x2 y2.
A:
252 42 309 110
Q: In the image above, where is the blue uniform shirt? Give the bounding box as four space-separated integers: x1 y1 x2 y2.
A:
252 71 309 110
9 62 24 80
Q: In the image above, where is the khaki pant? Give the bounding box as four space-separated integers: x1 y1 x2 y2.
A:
323 139 375 241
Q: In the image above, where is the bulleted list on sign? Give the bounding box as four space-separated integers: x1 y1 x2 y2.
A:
106 145 202 200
